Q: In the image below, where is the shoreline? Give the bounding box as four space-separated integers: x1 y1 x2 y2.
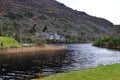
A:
102 45 120 49
0 45 67 54
32 64 120 80
94 45 120 50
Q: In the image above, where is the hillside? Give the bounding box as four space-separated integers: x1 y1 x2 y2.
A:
0 0 117 43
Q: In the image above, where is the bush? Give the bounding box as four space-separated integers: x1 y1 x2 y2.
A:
93 35 120 47
93 36 110 46
4 12 23 20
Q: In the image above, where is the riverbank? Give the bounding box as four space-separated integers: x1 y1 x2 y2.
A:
101 46 120 49
33 64 120 80
0 37 67 54
93 35 120 49
0 45 66 54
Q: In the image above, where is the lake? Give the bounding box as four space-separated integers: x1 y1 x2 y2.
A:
0 43 120 79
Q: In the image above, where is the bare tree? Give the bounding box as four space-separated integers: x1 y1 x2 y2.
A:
0 21 3 36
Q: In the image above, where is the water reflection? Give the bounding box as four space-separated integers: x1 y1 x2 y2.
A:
0 51 68 73
1 43 120 79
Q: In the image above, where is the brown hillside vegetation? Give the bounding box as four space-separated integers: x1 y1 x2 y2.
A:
0 0 117 42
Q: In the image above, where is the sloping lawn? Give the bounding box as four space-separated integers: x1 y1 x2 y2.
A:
33 64 120 80
0 37 22 48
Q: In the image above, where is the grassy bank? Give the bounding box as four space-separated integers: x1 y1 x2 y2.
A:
33 64 120 80
0 37 22 48
0 37 66 54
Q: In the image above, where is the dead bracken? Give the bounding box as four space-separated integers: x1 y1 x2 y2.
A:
0 45 67 54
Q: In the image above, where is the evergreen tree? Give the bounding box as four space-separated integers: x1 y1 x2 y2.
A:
29 24 37 34
43 25 48 32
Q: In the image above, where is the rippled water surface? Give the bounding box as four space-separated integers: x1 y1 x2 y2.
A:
1 43 120 79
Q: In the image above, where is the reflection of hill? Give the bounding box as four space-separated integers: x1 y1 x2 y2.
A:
0 50 70 77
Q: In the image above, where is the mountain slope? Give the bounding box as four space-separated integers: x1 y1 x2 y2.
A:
0 0 116 42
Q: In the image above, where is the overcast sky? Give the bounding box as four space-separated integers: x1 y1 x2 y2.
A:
57 0 120 24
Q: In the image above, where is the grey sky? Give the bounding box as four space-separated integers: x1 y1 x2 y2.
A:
57 0 120 24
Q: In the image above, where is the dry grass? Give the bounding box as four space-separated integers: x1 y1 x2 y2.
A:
0 45 67 54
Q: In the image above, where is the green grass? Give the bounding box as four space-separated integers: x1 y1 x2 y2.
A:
33 64 120 80
0 37 22 48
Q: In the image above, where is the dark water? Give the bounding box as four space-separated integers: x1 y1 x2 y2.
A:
1 43 120 79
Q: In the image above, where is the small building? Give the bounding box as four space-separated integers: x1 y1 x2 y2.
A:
42 32 66 41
